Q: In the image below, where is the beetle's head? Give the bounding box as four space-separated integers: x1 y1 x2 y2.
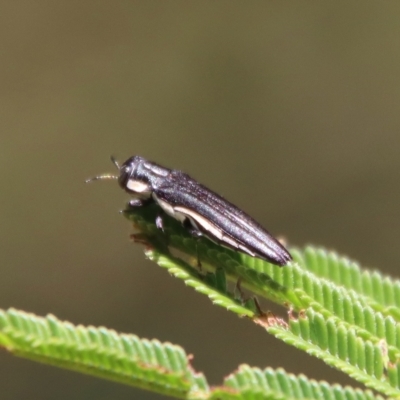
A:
117 156 151 196
86 155 151 197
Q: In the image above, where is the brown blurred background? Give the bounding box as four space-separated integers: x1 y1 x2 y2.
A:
1 1 400 399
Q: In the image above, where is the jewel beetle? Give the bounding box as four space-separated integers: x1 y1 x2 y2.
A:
87 156 291 266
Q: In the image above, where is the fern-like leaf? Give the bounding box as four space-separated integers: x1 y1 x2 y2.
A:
0 308 385 400
0 308 209 399
211 365 384 400
124 205 400 397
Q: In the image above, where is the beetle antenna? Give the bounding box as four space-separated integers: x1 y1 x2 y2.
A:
85 174 118 183
110 155 121 170
85 155 121 183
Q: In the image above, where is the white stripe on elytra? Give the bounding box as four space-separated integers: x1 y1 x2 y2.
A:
174 206 223 239
174 205 251 251
152 196 255 254
152 194 186 223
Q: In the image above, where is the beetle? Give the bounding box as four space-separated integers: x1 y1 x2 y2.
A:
87 156 292 266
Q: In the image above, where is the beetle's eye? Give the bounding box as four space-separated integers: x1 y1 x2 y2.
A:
118 166 130 189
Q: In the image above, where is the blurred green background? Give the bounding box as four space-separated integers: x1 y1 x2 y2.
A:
1 1 400 399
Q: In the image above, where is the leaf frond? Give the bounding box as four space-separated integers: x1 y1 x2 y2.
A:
123 205 400 397
0 308 209 399
266 308 399 397
0 307 385 400
211 365 385 400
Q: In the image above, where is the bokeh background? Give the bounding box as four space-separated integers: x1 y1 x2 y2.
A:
1 2 400 399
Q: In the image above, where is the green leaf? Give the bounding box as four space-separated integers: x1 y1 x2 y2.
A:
145 249 255 317
0 308 209 399
0 307 384 400
295 247 400 316
123 205 400 397
267 308 398 397
2 204 399 398
210 365 384 400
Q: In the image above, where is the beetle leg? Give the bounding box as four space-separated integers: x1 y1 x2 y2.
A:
128 198 152 208
182 218 202 237
253 297 266 317
153 214 171 249
183 219 203 268
155 215 164 232
234 278 246 303
188 228 202 238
